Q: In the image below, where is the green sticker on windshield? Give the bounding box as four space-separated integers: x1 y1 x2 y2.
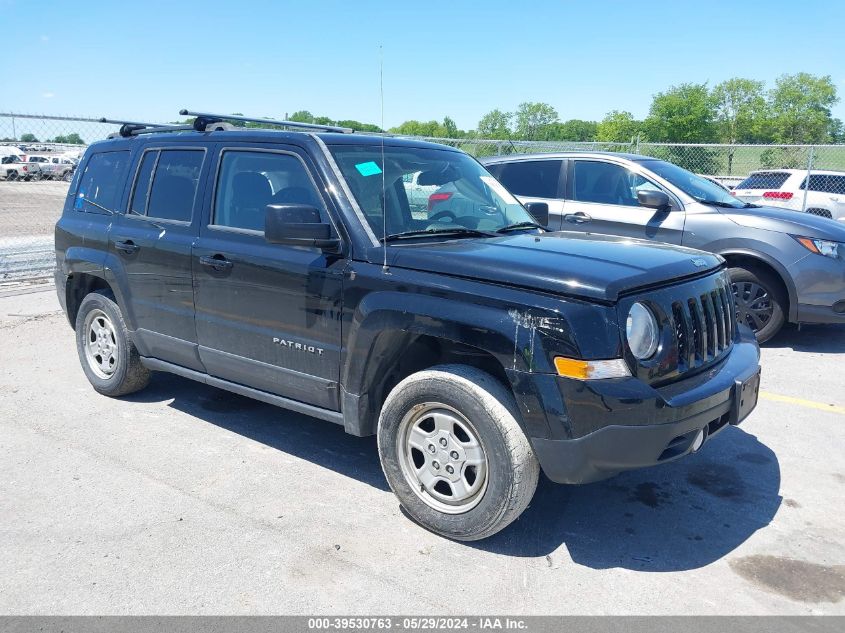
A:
355 161 382 177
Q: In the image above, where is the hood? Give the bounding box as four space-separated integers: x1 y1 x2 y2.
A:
720 205 845 241
384 232 723 302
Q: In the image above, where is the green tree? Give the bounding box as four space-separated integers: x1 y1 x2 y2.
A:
767 73 838 144
644 83 717 142
20 133 39 142
390 120 447 137
476 109 512 138
830 118 845 144
51 133 85 144
442 116 458 138
513 102 559 140
712 78 767 144
336 120 382 133
596 110 640 143
289 110 315 123
546 119 597 141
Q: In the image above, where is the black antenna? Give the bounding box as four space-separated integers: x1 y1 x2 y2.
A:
380 45 389 274
179 110 354 134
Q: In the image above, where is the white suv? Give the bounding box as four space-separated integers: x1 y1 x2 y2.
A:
733 169 845 221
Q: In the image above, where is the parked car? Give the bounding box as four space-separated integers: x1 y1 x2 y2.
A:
26 155 75 181
733 169 845 222
56 117 760 541
483 152 845 342
401 171 438 216
1 155 41 181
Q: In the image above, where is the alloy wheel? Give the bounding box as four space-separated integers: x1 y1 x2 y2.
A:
732 280 773 332
83 309 119 379
397 402 488 514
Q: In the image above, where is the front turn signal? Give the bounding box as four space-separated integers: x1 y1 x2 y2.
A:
553 356 631 380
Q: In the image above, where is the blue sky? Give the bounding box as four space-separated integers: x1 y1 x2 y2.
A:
3 0 844 130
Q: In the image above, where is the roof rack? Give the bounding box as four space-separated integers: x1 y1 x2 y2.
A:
100 118 193 138
179 109 354 134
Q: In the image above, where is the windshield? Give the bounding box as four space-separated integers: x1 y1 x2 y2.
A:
640 159 746 208
329 144 536 239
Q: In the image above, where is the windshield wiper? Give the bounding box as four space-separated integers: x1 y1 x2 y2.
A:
81 198 115 215
497 221 545 233
697 199 741 208
380 227 498 243
743 202 760 208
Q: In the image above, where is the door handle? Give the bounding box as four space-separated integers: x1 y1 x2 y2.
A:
114 239 139 254
199 254 233 272
564 212 592 224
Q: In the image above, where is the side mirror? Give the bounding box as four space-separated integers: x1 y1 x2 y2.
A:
637 189 672 210
264 204 340 251
525 202 549 227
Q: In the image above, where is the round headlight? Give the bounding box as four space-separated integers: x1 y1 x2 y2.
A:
626 302 659 360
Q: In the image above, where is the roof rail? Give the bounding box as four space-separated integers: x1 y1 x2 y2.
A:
179 109 354 134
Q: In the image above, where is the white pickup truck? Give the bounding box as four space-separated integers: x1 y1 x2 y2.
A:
1 155 42 181
25 155 75 181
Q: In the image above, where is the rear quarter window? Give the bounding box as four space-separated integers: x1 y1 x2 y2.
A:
800 174 845 194
73 150 130 213
736 172 791 190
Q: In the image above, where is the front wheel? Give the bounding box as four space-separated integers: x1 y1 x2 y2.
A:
378 365 539 541
729 266 786 343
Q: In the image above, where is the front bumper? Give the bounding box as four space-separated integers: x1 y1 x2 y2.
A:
789 253 845 324
519 326 761 484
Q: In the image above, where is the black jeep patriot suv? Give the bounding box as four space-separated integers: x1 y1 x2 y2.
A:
55 112 761 540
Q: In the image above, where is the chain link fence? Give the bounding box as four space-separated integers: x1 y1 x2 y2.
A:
2 112 844 281
416 137 845 219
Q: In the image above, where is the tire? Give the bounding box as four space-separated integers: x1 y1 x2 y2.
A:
6 171 17 181
75 290 151 397
377 364 540 541
729 266 786 343
62 170 73 182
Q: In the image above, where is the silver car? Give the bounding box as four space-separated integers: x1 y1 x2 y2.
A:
483 152 845 342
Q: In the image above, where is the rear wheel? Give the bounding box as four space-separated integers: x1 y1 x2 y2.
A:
6 171 18 181
75 290 151 396
378 365 539 541
729 266 786 343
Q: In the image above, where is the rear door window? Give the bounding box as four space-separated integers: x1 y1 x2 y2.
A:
74 151 130 213
737 172 791 190
129 148 204 222
495 160 562 198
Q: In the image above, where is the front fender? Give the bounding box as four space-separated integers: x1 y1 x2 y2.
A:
340 287 618 439
706 240 800 322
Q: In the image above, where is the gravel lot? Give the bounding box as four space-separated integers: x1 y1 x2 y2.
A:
1 288 844 615
0 180 68 238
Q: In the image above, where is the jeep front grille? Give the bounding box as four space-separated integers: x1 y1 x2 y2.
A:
671 281 735 372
